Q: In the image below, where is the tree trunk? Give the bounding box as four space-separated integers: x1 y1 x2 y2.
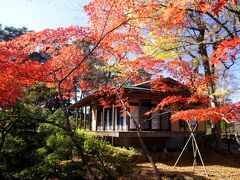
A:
65 109 98 179
116 92 161 180
214 121 223 152
197 22 223 152
58 89 99 179
135 128 161 179
68 131 99 180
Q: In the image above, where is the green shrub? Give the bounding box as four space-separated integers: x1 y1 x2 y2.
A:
5 125 137 179
15 128 84 179
76 129 138 178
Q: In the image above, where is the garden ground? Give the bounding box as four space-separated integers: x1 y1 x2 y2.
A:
123 152 240 180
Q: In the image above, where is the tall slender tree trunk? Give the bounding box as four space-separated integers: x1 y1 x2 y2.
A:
116 91 161 180
58 85 98 179
65 112 98 179
197 23 223 152
214 121 223 152
68 131 99 179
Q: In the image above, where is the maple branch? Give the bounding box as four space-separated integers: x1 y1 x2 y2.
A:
185 7 235 39
14 64 55 83
58 19 131 87
225 6 240 16
99 0 118 39
221 58 235 77
145 1 237 41
126 23 150 31
205 12 235 39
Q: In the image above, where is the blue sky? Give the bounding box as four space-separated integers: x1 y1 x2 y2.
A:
0 0 90 31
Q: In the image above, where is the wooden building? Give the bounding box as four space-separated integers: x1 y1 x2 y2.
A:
68 78 206 150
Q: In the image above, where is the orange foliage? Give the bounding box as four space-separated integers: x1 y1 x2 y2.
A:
0 0 239 125
0 27 94 107
94 87 130 110
171 103 240 123
196 0 232 15
210 37 240 65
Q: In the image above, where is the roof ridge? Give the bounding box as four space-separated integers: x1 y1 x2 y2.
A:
133 80 151 87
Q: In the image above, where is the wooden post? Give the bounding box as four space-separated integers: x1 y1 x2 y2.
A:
76 108 79 128
168 112 171 131
139 100 142 129
84 106 86 130
148 100 152 130
112 105 115 131
111 136 114 145
159 110 162 130
96 107 98 131
126 114 130 131
103 107 105 131
89 105 92 131
80 107 83 129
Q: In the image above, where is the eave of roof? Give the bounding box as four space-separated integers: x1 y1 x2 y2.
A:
67 77 190 109
68 94 94 109
133 80 151 87
123 86 151 91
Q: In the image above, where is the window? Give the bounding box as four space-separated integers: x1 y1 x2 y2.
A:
85 106 91 130
151 110 160 130
130 105 138 129
116 108 124 130
179 120 186 127
140 104 151 130
97 107 103 130
160 112 171 131
106 108 113 130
